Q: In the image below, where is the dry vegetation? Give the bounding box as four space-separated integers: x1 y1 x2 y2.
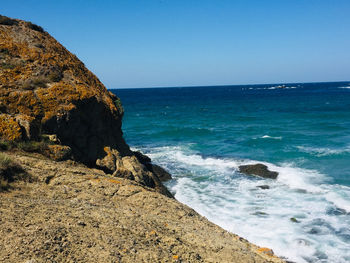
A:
0 152 30 191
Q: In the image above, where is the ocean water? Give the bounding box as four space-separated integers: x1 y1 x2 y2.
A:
112 82 350 263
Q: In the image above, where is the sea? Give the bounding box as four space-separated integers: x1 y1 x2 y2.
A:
112 82 350 263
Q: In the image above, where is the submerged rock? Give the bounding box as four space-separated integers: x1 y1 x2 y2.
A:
239 164 278 179
253 211 269 217
290 217 300 223
257 185 270 190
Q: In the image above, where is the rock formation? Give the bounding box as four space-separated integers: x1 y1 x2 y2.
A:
0 15 170 196
239 163 278 179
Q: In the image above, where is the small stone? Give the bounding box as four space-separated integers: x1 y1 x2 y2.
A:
77 221 86 227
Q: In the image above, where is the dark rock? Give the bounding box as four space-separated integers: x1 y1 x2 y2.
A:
257 185 270 190
252 211 268 217
77 221 86 227
15 114 41 140
42 96 131 166
239 164 278 179
133 151 151 164
149 164 172 182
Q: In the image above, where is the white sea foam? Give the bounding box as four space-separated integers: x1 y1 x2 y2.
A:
244 86 298 91
325 187 350 212
141 145 350 263
261 135 283 140
256 86 298 90
297 145 350 156
339 86 350 89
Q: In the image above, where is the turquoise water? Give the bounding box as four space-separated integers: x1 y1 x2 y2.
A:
113 82 350 263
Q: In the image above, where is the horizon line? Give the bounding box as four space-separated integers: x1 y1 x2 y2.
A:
108 80 350 90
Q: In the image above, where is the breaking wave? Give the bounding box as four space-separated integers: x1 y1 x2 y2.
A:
139 145 350 263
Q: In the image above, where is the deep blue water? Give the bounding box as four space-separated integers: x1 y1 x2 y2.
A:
112 82 350 263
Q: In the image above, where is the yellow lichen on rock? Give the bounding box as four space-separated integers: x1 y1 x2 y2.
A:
47 144 71 161
257 247 274 256
0 114 22 141
0 16 127 164
0 17 121 129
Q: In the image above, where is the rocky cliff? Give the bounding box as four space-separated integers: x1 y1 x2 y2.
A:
0 15 285 263
0 15 170 196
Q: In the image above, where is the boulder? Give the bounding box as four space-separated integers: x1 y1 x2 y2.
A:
239 164 278 179
96 147 121 174
113 156 173 198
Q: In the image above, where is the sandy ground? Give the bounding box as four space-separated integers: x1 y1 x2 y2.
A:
0 151 285 263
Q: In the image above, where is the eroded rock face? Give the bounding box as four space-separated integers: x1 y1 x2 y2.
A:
0 17 131 164
0 16 172 196
0 16 129 160
239 164 278 179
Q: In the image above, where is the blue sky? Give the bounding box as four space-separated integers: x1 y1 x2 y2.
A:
1 0 350 88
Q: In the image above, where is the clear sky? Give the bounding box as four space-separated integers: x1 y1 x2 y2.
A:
1 0 350 88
